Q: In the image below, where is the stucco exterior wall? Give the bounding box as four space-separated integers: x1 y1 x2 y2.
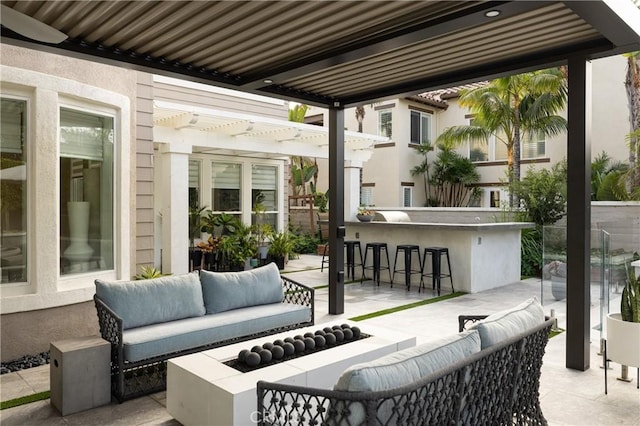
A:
0 45 139 359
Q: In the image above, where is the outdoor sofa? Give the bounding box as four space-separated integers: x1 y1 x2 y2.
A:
257 297 553 425
94 262 314 402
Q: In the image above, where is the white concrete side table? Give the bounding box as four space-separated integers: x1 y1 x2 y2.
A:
50 336 111 415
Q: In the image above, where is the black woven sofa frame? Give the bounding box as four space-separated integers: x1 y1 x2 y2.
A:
95 275 314 402
257 315 554 426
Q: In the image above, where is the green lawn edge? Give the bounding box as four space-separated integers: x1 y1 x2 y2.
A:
1 391 50 410
348 292 466 321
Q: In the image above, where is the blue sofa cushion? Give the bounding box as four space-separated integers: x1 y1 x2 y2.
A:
95 273 205 330
471 297 545 349
200 263 284 314
334 330 481 392
122 303 310 362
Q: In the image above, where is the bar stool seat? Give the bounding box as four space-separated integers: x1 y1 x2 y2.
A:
362 242 391 286
421 247 454 296
392 244 423 290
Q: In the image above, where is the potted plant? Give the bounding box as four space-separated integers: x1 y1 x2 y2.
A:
356 205 375 222
606 266 640 379
252 223 273 260
189 205 206 271
268 231 294 270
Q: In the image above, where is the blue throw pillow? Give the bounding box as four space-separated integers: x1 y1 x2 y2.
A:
95 272 205 329
200 262 284 314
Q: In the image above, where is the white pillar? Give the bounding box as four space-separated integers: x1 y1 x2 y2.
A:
344 161 362 221
159 142 192 275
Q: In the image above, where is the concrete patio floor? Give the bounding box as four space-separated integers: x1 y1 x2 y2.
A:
1 254 638 425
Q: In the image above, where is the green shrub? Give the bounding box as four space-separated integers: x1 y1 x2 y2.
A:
521 227 542 278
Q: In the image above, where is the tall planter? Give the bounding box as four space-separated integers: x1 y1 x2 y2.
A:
606 313 640 368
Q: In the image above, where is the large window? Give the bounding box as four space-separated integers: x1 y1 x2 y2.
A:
59 108 114 275
378 110 392 138
410 110 432 144
251 165 277 228
1 98 28 283
211 162 241 215
468 124 544 162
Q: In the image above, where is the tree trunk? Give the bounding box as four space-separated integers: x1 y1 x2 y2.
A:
625 54 640 189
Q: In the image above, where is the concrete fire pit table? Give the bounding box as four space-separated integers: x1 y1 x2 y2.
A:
166 321 415 426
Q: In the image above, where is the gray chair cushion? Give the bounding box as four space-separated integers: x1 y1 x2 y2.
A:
122 303 310 362
200 262 284 314
334 330 481 392
95 273 205 330
471 297 545 349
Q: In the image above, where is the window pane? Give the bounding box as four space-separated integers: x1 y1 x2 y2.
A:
495 140 509 161
522 132 545 159
378 110 392 138
189 159 200 208
252 165 277 228
211 162 241 212
421 114 431 143
469 140 488 162
60 108 114 275
1 98 28 283
403 187 412 207
410 111 420 143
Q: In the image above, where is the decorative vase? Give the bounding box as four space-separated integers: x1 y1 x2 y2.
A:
606 313 640 368
63 201 94 269
356 214 374 222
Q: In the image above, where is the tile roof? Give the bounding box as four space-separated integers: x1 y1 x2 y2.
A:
408 82 488 109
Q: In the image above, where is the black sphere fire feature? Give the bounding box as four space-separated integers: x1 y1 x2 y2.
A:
224 324 369 372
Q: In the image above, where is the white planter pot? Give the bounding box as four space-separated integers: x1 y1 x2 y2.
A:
606 313 640 368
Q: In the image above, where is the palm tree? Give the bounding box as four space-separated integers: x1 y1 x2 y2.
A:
430 144 480 207
624 50 640 189
355 105 366 133
437 69 567 207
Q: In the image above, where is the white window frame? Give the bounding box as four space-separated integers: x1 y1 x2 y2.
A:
0 65 130 311
0 93 31 290
402 186 412 207
378 109 392 138
410 110 432 144
466 119 546 162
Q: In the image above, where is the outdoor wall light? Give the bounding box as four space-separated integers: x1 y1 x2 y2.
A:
485 10 501 17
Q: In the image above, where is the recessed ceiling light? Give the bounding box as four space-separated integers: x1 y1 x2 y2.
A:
485 10 500 17
263 79 273 84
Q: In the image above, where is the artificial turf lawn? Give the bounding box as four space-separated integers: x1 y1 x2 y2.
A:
1 391 50 410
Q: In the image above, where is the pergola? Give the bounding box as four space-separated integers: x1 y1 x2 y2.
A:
2 0 639 371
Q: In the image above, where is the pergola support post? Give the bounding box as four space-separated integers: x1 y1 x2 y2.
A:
566 56 592 371
328 106 345 314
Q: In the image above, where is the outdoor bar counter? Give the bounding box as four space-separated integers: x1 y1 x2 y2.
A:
345 218 534 293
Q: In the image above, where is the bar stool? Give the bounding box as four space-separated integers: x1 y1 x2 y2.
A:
321 242 364 280
362 242 391 286
392 245 423 290
421 247 454 296
344 240 364 280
